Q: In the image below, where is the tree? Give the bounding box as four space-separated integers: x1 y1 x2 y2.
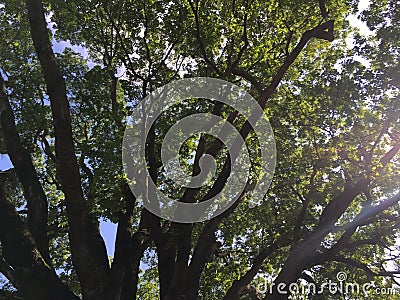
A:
0 0 399 299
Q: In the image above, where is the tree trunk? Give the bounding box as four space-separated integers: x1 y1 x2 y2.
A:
0 188 79 300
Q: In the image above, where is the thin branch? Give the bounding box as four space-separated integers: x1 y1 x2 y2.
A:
101 3 146 82
229 14 249 70
188 0 223 75
334 256 375 278
223 243 282 300
318 0 329 19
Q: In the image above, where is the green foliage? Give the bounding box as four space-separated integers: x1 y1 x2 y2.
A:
0 0 399 298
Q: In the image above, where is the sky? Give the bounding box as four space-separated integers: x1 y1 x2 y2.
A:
0 0 378 267
347 0 372 34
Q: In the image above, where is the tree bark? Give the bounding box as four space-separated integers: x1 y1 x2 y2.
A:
0 187 79 300
24 0 111 298
0 73 50 264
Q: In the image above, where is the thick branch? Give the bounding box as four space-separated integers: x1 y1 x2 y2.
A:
0 73 49 262
319 142 400 229
171 21 338 300
0 256 15 286
259 20 334 108
0 187 78 300
223 243 281 300
186 187 252 297
339 191 400 233
290 187 310 250
110 184 137 298
198 20 336 208
266 144 400 299
24 0 110 298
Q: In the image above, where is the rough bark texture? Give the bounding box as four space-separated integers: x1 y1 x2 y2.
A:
0 188 78 300
0 74 50 263
24 0 111 298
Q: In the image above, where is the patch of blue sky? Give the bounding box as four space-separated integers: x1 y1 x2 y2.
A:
0 154 12 171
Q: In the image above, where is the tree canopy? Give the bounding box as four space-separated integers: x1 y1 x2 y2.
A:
0 0 399 299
